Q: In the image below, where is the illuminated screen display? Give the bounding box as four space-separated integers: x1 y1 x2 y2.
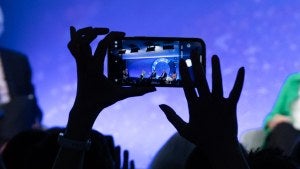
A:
108 38 204 87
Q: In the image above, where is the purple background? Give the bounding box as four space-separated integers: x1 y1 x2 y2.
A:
1 0 300 168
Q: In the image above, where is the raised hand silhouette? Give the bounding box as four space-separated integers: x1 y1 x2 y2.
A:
160 51 249 169
52 26 155 169
159 53 244 147
66 27 156 138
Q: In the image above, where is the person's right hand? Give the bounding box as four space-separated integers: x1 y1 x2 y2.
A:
160 53 250 169
159 52 245 147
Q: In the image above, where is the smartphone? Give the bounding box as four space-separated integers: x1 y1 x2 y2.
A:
108 36 206 87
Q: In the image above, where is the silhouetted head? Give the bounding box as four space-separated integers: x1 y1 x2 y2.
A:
1 129 47 169
2 127 114 169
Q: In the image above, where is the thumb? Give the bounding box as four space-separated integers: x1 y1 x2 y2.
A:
159 104 187 134
114 146 121 169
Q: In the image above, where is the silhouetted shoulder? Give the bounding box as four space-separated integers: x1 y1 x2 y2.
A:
0 47 28 60
286 72 300 82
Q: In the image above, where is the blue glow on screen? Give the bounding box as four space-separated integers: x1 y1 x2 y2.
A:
1 0 300 168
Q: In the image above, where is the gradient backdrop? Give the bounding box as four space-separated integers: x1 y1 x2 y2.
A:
1 0 300 168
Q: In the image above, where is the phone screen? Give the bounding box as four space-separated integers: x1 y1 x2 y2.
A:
108 37 206 87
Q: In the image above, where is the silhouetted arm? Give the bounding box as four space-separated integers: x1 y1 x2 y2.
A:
52 26 155 169
160 52 249 169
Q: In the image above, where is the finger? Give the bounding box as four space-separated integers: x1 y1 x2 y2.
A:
79 27 98 46
95 31 126 73
76 26 93 34
211 55 223 97
130 160 135 169
69 26 77 41
104 135 115 160
76 27 109 45
228 67 245 103
85 27 109 45
114 146 121 169
180 60 197 101
159 104 187 134
93 27 110 35
122 150 129 169
75 27 93 44
76 27 109 35
117 86 156 101
68 26 79 56
68 27 108 59
190 49 210 96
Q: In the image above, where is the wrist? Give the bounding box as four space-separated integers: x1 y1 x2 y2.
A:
64 103 103 141
58 132 91 151
201 141 249 169
199 135 239 148
64 110 93 141
203 138 245 158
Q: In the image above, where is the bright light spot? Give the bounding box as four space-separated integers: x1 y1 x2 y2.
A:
185 59 192 67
